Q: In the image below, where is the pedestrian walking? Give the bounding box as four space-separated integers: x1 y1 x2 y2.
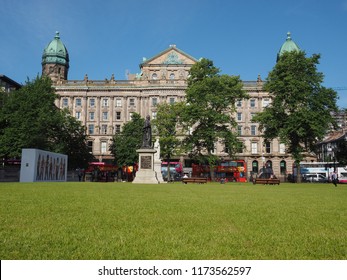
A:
331 171 338 187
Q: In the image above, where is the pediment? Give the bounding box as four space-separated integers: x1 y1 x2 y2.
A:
141 45 197 67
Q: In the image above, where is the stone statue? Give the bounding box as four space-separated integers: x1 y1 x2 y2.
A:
154 138 160 160
142 115 152 148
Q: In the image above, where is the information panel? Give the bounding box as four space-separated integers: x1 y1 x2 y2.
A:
20 148 68 182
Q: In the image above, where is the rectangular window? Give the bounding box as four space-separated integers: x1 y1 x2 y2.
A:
224 146 229 154
237 125 242 136
102 98 109 107
116 112 121 120
101 125 107 134
75 111 81 120
75 98 82 107
251 142 258 154
251 125 257 136
169 97 175 104
116 98 122 107
250 99 256 107
102 111 108 121
265 141 271 153
129 98 135 106
237 112 242 121
236 142 243 153
152 98 158 106
62 98 68 107
152 111 157 119
89 112 95 121
101 142 107 153
280 143 286 154
236 100 242 107
89 98 95 107
88 124 94 134
87 141 93 153
115 125 121 133
262 98 270 108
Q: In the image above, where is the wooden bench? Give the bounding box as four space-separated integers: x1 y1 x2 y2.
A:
253 178 280 185
182 177 208 184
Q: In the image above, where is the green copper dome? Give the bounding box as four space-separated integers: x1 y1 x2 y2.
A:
277 32 300 61
42 32 69 67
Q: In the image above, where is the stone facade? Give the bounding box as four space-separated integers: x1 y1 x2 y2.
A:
0 74 22 92
44 38 298 178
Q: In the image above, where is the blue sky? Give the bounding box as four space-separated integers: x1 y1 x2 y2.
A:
1 0 347 107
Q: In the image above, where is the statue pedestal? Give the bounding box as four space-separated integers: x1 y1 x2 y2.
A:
132 149 159 184
154 158 165 183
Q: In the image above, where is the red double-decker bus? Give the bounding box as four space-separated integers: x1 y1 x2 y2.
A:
85 162 118 182
192 159 247 182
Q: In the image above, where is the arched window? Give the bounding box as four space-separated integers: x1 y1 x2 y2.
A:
280 160 287 175
169 73 175 80
152 73 158 80
266 160 272 169
252 160 259 174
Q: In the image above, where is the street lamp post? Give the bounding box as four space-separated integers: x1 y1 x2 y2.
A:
333 147 337 172
333 156 336 172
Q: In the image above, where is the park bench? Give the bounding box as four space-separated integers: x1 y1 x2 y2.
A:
253 178 280 185
182 177 208 184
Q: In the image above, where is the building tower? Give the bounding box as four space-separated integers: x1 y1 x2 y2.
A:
42 32 69 82
277 32 300 61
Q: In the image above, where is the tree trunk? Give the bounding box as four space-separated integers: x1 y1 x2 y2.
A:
209 167 215 181
296 161 302 183
208 153 215 181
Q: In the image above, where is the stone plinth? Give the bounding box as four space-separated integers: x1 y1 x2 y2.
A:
153 138 165 183
154 159 165 183
132 148 159 184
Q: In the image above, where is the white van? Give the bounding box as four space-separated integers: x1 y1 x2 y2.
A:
303 173 327 183
337 168 347 184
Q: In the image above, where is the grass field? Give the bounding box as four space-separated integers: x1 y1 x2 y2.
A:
0 181 346 260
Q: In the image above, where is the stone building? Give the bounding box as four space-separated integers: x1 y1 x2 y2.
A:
316 130 347 163
0 74 21 92
42 32 303 178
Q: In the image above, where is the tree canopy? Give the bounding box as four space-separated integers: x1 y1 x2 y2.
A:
109 113 144 166
253 51 338 163
182 58 248 178
153 102 186 159
0 76 93 169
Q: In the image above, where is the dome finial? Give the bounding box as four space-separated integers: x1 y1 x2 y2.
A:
55 31 60 39
277 31 300 62
286 32 291 40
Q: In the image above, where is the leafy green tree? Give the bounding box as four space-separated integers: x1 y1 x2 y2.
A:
0 76 58 157
110 113 144 166
0 76 92 169
153 102 186 180
52 109 94 169
182 58 248 180
253 51 338 179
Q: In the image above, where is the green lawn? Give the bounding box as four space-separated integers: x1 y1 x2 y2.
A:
0 181 346 260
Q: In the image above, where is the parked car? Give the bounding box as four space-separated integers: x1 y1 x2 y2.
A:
302 174 327 183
